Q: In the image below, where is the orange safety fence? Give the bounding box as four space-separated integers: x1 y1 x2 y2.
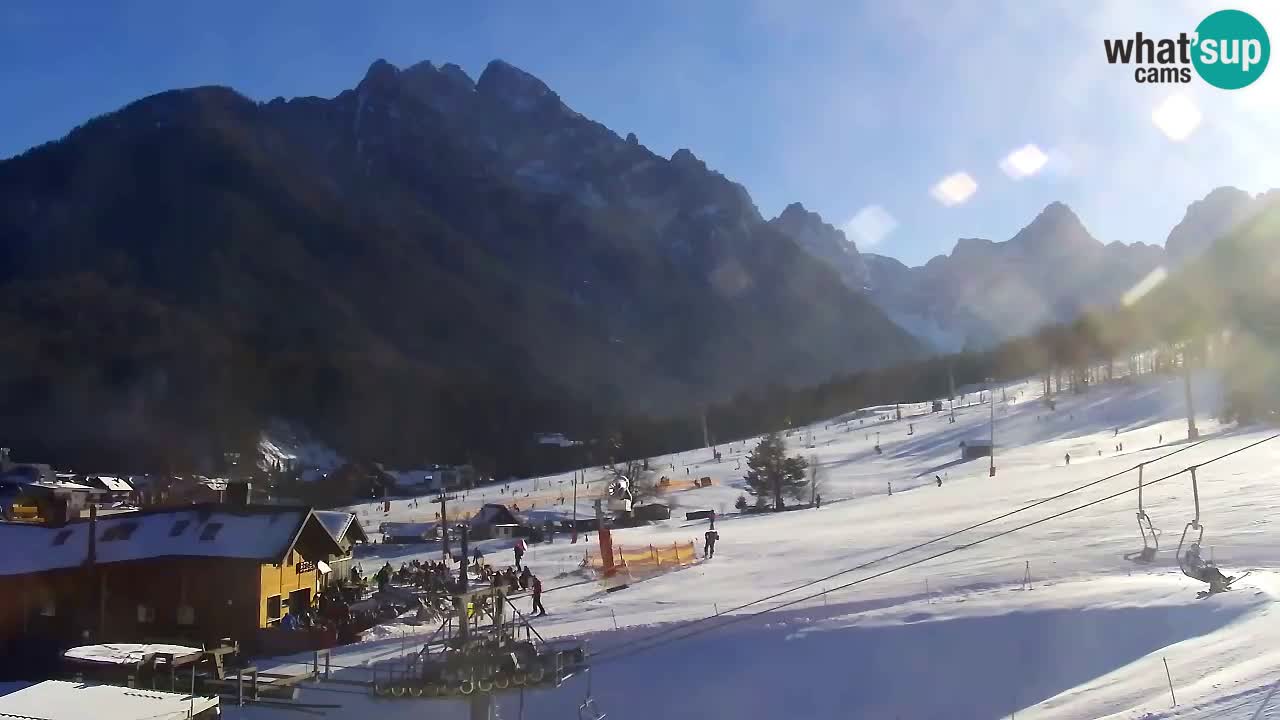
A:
581 541 699 572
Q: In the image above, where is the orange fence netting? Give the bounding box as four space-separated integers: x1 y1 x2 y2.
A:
582 541 699 573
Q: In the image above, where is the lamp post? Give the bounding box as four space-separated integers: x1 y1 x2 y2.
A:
986 377 996 477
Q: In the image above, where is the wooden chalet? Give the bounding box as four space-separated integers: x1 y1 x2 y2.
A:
0 504 343 660
312 510 368 583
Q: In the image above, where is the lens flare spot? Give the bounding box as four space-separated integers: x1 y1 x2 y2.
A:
999 144 1049 180
931 172 978 207
1151 94 1202 142
1122 266 1169 306
843 205 898 248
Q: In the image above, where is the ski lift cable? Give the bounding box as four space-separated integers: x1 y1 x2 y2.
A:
588 437 1211 658
592 432 1280 666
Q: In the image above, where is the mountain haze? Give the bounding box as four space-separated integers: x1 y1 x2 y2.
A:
772 188 1273 352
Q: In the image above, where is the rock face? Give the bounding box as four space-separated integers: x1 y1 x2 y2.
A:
1164 186 1261 265
0 57 919 465
768 203 869 291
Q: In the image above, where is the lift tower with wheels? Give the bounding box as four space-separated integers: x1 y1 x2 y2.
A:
371 583 589 717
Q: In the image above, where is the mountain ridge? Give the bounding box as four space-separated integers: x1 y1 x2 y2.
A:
771 188 1274 351
0 56 919 470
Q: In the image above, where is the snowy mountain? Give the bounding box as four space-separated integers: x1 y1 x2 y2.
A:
861 202 1165 351
785 188 1272 352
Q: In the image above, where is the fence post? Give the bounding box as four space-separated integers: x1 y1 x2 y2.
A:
1164 657 1176 707
651 544 659 567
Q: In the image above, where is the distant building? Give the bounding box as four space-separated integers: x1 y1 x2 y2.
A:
1 474 102 524
959 440 993 461
312 461 398 505
390 464 479 494
535 433 582 448
313 510 368 582
78 476 136 504
469 503 525 540
379 521 435 544
137 476 231 506
633 503 672 522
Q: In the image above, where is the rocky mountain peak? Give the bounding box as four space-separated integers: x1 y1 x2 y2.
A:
670 148 706 171
476 59 557 112
439 63 476 93
768 203 867 291
1165 186 1256 264
359 58 401 92
1009 201 1099 255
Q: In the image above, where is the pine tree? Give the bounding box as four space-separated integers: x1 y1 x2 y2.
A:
743 432 809 512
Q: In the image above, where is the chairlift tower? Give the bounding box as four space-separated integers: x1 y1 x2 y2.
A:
370 584 589 719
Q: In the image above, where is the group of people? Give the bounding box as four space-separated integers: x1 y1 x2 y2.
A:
369 538 547 617
473 562 546 616
376 558 462 596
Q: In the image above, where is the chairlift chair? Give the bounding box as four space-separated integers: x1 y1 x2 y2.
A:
578 668 607 720
1125 464 1159 563
580 697 607 720
1174 467 1216 583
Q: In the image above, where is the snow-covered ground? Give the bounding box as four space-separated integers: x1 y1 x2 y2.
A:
227 370 1280 719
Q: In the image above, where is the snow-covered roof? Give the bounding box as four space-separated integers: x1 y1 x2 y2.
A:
91 476 134 492
196 477 229 491
0 680 218 720
314 510 367 544
64 643 202 666
379 522 434 536
26 480 100 492
0 506 340 577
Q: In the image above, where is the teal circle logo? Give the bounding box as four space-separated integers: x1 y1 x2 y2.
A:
1193 9 1270 89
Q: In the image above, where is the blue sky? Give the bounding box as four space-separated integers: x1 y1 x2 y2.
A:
2 0 1278 265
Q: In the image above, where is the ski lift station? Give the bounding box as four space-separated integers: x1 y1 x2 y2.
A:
958 439 993 460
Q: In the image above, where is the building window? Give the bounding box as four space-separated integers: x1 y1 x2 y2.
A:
101 522 139 541
199 522 223 541
137 604 156 623
170 520 190 537
266 595 282 622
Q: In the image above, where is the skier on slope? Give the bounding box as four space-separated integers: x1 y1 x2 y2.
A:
514 537 527 570
1064 452 1071 466
703 528 719 558
1182 542 1233 591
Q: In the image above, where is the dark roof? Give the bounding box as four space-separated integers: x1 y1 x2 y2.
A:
313 510 369 544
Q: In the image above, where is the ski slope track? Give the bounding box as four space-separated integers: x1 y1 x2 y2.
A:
230 370 1280 719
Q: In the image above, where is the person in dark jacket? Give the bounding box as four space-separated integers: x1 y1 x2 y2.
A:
519 566 532 590
513 537 527 570
531 575 547 616
703 529 719 558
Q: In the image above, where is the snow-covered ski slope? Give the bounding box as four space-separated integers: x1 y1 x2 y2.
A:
234 370 1280 720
